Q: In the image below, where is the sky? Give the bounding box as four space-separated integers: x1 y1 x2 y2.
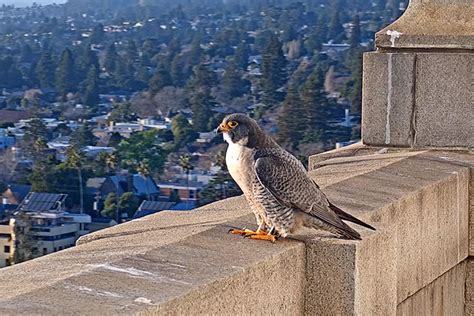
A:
0 0 67 6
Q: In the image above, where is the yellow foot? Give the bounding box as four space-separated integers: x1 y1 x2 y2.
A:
228 228 276 243
247 233 277 243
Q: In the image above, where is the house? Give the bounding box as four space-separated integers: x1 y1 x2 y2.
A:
110 174 160 200
0 129 15 150
11 192 91 260
157 179 204 207
85 177 118 199
133 200 176 219
87 174 160 201
0 220 12 268
1 184 31 206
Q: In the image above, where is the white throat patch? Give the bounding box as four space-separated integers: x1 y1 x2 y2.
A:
223 133 248 146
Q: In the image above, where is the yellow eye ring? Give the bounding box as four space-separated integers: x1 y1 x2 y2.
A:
228 121 238 128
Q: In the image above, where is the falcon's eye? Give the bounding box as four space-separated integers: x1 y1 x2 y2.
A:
228 121 239 128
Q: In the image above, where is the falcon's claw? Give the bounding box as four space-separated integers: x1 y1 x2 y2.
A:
248 234 277 243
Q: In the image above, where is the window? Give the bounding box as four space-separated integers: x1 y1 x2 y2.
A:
42 248 47 255
5 258 10 266
53 247 57 252
4 245 10 253
189 190 195 199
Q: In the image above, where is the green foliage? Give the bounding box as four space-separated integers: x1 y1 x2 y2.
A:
35 49 55 88
12 212 37 264
118 129 167 174
55 48 75 99
102 192 139 220
222 61 250 98
171 114 197 148
108 102 136 123
149 65 173 94
260 34 287 106
277 84 304 150
83 66 100 108
199 171 242 206
70 122 97 147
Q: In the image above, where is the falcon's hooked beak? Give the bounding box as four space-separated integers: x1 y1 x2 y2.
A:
216 122 230 134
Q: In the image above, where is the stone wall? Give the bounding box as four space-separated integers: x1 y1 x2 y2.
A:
0 148 471 315
362 0 473 148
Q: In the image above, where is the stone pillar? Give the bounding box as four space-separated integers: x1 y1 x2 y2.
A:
362 0 473 148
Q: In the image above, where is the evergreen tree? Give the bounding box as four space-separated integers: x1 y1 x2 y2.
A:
125 40 139 64
55 48 75 99
234 41 250 70
171 114 197 148
104 43 119 74
328 11 346 42
148 65 172 94
170 54 186 87
301 66 329 142
35 49 54 88
70 121 97 147
191 89 214 132
277 84 304 150
349 14 361 49
222 61 249 98
260 34 287 106
90 23 105 44
83 66 99 108
108 132 123 148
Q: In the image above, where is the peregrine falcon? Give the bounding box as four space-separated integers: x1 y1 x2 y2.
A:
216 113 375 242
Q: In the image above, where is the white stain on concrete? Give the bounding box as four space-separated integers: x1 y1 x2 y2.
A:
134 297 154 305
385 53 394 144
88 263 192 285
386 30 403 47
90 263 156 277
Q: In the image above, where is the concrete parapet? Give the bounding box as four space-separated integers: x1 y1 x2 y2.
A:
0 148 471 314
362 0 474 149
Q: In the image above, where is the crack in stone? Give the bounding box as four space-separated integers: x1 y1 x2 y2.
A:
409 54 418 147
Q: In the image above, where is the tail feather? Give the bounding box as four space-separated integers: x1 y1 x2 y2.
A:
329 202 376 231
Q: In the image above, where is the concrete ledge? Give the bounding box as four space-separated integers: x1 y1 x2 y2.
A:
0 148 472 314
375 0 474 49
362 52 474 148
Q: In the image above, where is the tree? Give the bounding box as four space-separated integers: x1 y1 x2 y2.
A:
108 132 123 148
102 192 138 220
104 44 119 74
349 14 361 49
171 114 197 148
118 129 167 174
70 121 97 147
148 65 172 94
35 49 55 88
55 48 75 99
300 66 330 142
108 102 136 123
261 34 287 106
83 66 99 108
179 154 194 207
64 146 85 214
137 159 152 200
277 84 304 150
328 11 346 42
234 41 250 70
222 61 249 98
90 23 104 44
191 89 214 132
12 212 37 264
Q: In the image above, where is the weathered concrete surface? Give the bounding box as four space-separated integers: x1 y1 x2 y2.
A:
362 52 474 148
0 148 471 315
397 261 466 316
376 0 474 49
362 53 415 147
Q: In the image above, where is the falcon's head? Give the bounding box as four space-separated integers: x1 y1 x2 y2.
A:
216 113 264 147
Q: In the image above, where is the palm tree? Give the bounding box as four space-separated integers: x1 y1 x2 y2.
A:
104 152 120 222
179 154 194 208
137 159 152 201
65 146 85 214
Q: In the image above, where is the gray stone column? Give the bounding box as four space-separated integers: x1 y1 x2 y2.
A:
362 0 473 148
